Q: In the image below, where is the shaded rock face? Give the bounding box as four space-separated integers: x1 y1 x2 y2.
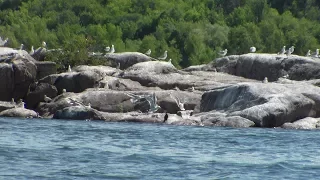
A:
54 71 103 93
200 82 320 127
0 107 38 118
12 58 37 100
53 106 105 120
34 61 56 80
0 63 14 101
104 52 152 69
73 65 120 77
25 83 58 109
213 54 320 81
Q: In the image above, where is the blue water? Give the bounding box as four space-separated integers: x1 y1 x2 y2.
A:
0 118 320 180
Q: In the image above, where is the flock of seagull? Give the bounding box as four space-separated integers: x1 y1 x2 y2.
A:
2 36 320 114
218 46 319 58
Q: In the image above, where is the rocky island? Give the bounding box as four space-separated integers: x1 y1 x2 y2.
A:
1 46 320 130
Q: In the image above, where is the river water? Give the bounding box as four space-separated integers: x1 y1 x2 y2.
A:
0 117 319 179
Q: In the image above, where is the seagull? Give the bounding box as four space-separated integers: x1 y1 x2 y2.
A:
110 44 115 53
219 49 228 57
44 95 52 103
158 50 167 60
68 65 72 72
29 46 35 55
105 46 110 52
0 37 8 46
11 98 15 105
312 49 319 58
145 49 151 56
282 74 289 79
262 77 268 83
116 62 120 69
287 46 294 55
87 103 91 108
19 44 24 50
250 47 256 53
126 92 160 113
42 41 47 48
170 93 185 111
306 50 311 57
62 89 67 94
278 46 286 55
17 99 25 108
168 59 172 63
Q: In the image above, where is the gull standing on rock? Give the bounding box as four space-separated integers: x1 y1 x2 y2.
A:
262 77 268 83
312 49 319 58
0 37 8 46
250 47 256 53
68 65 72 72
168 59 172 63
42 41 47 48
170 93 185 111
287 46 294 55
306 50 311 57
29 46 35 55
219 49 228 57
278 46 286 55
158 50 167 60
105 46 110 53
110 44 115 53
44 95 52 103
145 49 151 56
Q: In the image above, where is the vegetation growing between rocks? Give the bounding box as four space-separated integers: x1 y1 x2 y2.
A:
0 0 320 68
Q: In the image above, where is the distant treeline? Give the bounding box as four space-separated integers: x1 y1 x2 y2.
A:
0 0 319 68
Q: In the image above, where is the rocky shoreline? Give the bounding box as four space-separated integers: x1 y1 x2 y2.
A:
1 47 320 130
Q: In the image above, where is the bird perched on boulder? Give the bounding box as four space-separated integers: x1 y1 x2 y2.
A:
249 47 256 53
219 49 228 57
286 46 294 55
68 65 72 72
158 50 167 60
105 46 110 53
262 77 268 83
29 46 35 55
278 46 286 55
0 37 8 46
170 93 185 111
145 49 151 56
110 44 115 53
306 50 311 57
168 59 172 63
42 41 47 48
44 95 52 103
312 49 319 58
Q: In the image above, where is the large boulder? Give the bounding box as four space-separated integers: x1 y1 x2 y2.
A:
25 82 58 109
53 71 103 93
0 63 14 101
212 54 320 81
199 82 320 127
34 61 56 80
73 65 120 76
0 107 38 118
282 117 320 130
104 52 152 69
53 106 105 120
122 61 256 90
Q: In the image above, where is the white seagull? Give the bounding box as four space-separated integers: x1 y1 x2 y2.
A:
306 50 311 57
286 46 294 55
170 93 185 111
42 41 47 48
145 49 151 56
0 37 9 46
68 65 72 72
110 44 115 53
44 95 52 103
219 49 228 57
312 49 319 58
168 59 172 63
278 46 286 55
29 46 35 55
158 50 167 60
262 77 268 83
250 47 256 53
105 46 110 52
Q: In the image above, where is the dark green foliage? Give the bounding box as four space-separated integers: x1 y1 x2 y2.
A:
0 0 319 69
